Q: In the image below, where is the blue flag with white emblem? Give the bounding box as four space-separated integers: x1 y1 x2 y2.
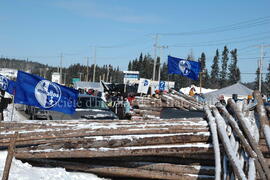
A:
14 71 79 114
168 56 201 80
0 74 16 95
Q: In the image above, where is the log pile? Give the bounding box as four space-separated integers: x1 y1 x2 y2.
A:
131 96 163 120
161 90 203 111
204 90 270 180
0 118 215 179
131 91 203 120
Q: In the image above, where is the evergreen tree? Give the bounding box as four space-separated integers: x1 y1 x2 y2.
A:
198 52 209 87
265 63 270 93
128 61 132 71
228 49 240 84
220 46 229 87
210 49 220 88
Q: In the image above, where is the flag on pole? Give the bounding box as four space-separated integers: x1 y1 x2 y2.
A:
137 78 150 94
14 71 79 114
0 74 16 95
168 55 201 80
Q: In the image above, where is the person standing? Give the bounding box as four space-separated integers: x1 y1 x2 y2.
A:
123 97 131 119
0 90 12 121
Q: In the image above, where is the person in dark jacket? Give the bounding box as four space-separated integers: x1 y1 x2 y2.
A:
0 90 12 121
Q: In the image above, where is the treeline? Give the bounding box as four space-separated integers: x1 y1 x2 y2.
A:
128 46 241 90
0 58 123 84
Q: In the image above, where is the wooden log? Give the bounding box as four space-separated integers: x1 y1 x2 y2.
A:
22 158 214 180
0 126 208 146
216 103 267 180
212 107 247 180
1 132 210 151
204 105 221 180
2 132 18 180
227 98 270 180
253 90 270 151
15 143 213 159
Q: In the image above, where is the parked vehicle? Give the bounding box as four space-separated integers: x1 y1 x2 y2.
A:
28 106 51 120
50 94 118 120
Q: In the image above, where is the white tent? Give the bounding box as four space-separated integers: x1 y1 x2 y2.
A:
204 82 253 104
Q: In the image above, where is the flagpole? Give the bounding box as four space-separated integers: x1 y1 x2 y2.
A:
199 72 202 94
10 96 15 121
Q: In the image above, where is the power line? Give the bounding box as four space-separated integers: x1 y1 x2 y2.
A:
158 16 270 36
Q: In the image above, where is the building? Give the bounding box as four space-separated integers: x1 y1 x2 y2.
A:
123 71 139 84
51 72 61 84
0 68 17 79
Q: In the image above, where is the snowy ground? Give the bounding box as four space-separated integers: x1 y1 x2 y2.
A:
180 86 216 95
0 104 108 180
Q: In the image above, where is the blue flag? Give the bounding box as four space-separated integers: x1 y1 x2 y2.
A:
168 56 201 80
14 71 79 114
0 74 16 95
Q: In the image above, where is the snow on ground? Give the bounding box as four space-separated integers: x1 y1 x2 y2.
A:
180 86 216 95
0 152 107 180
1 104 109 180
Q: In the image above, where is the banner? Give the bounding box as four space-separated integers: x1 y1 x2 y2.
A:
0 74 16 95
14 71 78 114
137 78 150 94
168 55 201 80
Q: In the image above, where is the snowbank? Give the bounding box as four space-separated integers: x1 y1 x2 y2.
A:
0 152 107 180
180 86 216 95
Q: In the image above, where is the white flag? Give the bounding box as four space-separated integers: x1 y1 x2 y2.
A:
137 78 150 94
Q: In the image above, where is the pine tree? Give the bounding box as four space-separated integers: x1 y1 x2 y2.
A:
220 46 229 87
265 63 270 93
228 49 240 85
128 61 132 71
210 49 220 88
199 52 209 88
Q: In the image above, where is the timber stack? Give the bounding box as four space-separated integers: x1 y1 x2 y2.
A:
131 91 204 120
204 90 270 180
0 90 270 179
0 118 215 179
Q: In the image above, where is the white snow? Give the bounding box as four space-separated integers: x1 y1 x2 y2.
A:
180 86 216 95
0 152 107 180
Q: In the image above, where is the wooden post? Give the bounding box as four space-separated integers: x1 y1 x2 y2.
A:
204 105 221 180
211 107 247 180
216 103 267 180
2 132 18 180
227 99 270 180
253 90 270 151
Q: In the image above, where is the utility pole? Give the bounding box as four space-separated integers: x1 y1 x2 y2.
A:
256 44 270 92
92 47 96 82
60 53 63 84
152 34 159 81
78 72 83 81
106 65 110 82
63 73 66 85
157 45 168 82
86 57 89 82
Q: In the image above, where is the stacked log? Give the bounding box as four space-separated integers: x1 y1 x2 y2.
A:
0 118 215 179
131 97 163 120
204 90 270 180
161 91 203 111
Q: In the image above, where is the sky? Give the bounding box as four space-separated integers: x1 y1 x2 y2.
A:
0 0 270 82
